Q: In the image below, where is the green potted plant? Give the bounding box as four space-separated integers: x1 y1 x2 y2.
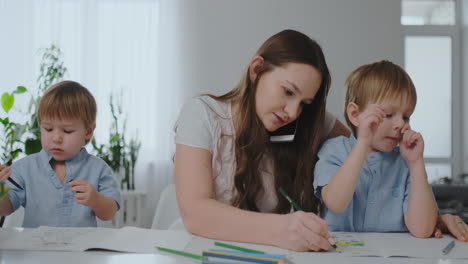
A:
1 44 67 165
91 93 141 190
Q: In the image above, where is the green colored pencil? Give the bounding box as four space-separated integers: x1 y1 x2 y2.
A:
214 241 265 254
278 187 302 211
156 247 207 260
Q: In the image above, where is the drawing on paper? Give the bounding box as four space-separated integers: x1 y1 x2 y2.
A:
334 233 365 247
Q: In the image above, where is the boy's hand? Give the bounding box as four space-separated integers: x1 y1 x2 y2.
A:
69 180 98 208
399 125 424 165
356 104 385 146
0 165 11 181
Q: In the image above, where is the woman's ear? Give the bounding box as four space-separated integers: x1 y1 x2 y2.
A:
248 56 265 83
346 103 361 127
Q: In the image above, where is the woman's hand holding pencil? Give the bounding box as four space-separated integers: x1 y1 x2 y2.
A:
277 211 335 252
277 187 336 252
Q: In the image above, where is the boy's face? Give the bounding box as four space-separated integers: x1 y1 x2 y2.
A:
40 118 94 161
362 98 414 153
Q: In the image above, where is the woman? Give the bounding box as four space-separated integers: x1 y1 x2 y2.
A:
175 29 347 251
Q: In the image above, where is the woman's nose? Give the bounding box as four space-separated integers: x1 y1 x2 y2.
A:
284 102 301 121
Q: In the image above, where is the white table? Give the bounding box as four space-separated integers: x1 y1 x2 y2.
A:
0 249 466 264
0 228 466 264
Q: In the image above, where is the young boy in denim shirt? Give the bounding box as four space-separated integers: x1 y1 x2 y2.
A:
314 60 438 238
0 81 121 227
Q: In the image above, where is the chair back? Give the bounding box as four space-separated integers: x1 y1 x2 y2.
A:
151 184 181 229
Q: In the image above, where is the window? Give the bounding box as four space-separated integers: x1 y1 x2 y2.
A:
402 0 456 25
402 0 462 183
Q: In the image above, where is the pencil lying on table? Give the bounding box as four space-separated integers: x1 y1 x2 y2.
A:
210 249 286 260
156 246 207 261
203 249 285 264
214 241 265 253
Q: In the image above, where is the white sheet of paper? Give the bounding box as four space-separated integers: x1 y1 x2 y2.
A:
0 227 192 253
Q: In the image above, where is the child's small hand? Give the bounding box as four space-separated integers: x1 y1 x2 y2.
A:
399 125 424 165
0 165 11 182
69 180 98 207
356 104 385 146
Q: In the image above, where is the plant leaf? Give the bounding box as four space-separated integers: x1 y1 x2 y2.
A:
25 139 42 155
110 134 120 143
15 86 27 94
0 117 8 126
1 93 14 113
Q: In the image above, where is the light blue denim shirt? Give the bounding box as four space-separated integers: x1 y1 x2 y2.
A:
314 136 411 232
7 148 121 228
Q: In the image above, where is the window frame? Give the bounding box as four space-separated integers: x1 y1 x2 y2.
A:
402 0 463 180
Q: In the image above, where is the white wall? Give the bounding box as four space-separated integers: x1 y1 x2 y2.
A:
170 0 403 123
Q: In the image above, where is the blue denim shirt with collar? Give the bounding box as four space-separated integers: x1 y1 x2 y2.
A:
314 135 412 232
7 148 121 228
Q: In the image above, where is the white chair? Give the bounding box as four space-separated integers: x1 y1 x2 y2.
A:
151 184 183 229
2 207 24 227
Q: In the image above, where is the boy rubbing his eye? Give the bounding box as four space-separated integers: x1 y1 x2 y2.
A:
313 60 438 238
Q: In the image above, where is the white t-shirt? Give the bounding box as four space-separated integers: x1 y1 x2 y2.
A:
175 95 336 212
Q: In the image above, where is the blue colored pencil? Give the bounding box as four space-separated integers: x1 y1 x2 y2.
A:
202 261 244 264
203 250 284 264
214 241 265 253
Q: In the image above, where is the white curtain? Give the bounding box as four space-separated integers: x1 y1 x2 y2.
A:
0 0 182 227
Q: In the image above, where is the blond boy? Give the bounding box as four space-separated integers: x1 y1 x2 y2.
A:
314 61 438 238
0 81 121 227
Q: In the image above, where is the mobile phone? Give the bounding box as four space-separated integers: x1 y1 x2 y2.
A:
270 121 298 143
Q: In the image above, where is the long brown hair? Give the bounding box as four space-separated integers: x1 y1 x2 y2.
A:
210 29 331 213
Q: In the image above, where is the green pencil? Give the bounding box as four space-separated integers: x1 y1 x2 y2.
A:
214 241 265 254
278 187 302 211
156 247 207 260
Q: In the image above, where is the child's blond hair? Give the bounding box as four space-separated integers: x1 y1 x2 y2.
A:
344 60 417 135
38 81 97 143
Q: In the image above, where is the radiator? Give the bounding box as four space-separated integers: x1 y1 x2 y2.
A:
112 190 146 227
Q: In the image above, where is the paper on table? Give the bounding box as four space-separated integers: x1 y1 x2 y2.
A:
330 232 468 259
0 226 192 253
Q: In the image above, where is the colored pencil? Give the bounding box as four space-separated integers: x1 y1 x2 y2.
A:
7 178 23 190
203 249 284 264
442 241 455 255
202 261 244 264
214 241 265 253
278 187 302 211
156 246 207 260
210 249 285 259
